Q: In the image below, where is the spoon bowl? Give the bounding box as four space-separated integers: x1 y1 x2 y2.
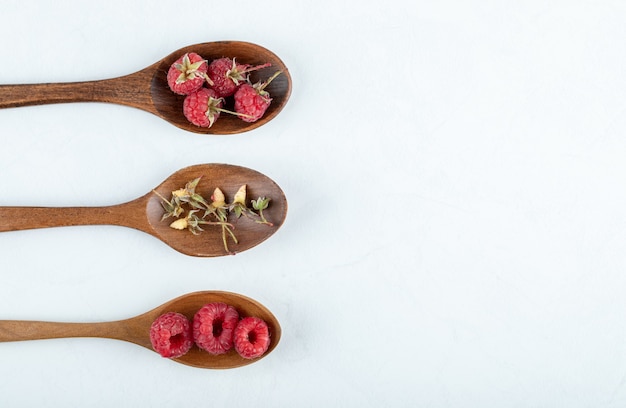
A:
145 163 288 256
0 163 288 257
0 41 292 134
0 291 281 369
150 42 291 134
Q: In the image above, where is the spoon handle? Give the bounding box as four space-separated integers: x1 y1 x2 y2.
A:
0 200 148 233
0 70 154 112
0 319 148 346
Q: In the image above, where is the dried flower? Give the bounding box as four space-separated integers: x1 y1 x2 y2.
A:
154 179 273 254
251 197 272 225
211 187 226 208
233 184 247 205
169 218 188 230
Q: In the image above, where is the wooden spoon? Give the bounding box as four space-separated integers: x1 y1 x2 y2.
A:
0 291 281 369
0 41 291 134
0 163 287 257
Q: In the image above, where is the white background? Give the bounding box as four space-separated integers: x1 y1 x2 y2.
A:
1 0 626 406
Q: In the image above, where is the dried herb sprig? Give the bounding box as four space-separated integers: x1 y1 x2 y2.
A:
154 178 272 254
229 185 273 226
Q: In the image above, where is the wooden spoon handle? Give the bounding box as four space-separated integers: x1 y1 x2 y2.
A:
0 200 148 232
0 70 154 112
0 320 146 345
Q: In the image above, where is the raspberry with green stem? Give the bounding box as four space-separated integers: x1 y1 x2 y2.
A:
234 71 282 123
167 53 212 95
207 57 272 97
183 88 256 128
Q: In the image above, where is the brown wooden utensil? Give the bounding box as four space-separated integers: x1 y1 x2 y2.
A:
0 291 281 369
0 41 291 134
0 163 288 256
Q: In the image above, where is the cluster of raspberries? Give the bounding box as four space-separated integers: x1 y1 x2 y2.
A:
149 302 271 360
166 53 281 127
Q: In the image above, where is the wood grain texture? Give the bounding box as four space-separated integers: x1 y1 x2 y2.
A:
0 163 288 257
0 291 281 369
0 41 292 134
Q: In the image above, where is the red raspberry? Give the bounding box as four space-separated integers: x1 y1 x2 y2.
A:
183 87 224 128
149 312 194 358
167 53 209 95
207 57 271 98
193 302 240 355
233 316 271 359
233 71 281 123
